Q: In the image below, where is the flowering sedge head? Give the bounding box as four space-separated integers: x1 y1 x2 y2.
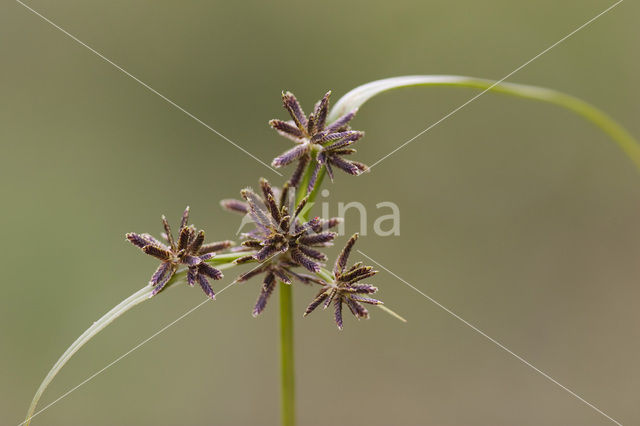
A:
221 178 341 315
304 234 383 329
126 207 233 299
270 91 369 193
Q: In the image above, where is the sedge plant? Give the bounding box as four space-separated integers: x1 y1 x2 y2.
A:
23 76 640 426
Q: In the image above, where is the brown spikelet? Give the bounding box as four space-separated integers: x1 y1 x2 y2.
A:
272 143 310 168
290 248 320 273
161 215 174 249
325 109 357 133
334 299 344 330
269 119 304 140
298 232 336 246
288 154 310 188
180 206 190 229
314 91 331 131
235 254 256 264
334 233 358 276
127 233 153 249
253 272 276 317
282 91 307 131
220 199 249 215
199 240 234 254
143 245 172 261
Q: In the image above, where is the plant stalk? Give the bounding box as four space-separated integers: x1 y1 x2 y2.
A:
278 157 327 426
279 282 295 426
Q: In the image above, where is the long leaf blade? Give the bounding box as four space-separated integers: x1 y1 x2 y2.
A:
328 75 640 170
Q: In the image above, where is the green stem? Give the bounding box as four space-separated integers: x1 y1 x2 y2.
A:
328 75 640 170
315 267 334 283
277 158 329 426
24 258 244 426
279 282 295 426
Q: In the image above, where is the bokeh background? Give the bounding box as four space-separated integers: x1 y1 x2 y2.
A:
1 0 639 425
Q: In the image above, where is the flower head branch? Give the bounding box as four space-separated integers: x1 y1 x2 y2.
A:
221 178 341 315
126 207 233 299
304 233 382 329
270 91 369 193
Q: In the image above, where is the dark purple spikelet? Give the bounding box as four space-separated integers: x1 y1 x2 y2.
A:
126 207 231 299
220 199 249 215
269 91 369 193
304 233 383 330
253 272 277 317
223 178 342 315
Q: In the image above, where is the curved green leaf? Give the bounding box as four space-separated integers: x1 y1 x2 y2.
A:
24 285 155 426
328 75 640 170
24 257 243 426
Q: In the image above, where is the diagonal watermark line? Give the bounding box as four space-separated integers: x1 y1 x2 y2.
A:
18 297 210 426
357 249 623 425
368 0 624 170
19 256 272 426
20 282 232 426
15 0 282 176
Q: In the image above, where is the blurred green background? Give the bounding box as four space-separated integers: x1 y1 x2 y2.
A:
1 0 639 425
